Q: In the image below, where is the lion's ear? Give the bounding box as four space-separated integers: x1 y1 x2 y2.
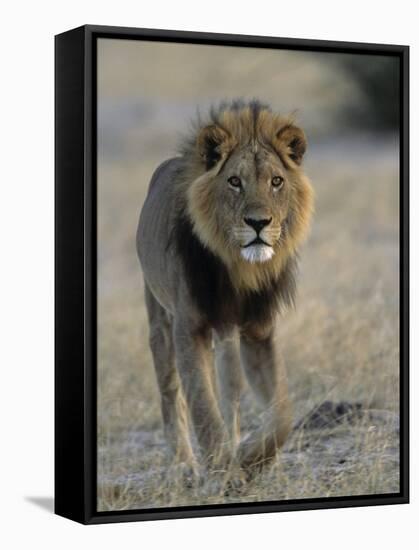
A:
197 124 230 170
274 125 307 166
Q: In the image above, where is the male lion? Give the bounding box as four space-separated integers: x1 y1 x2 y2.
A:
137 100 313 478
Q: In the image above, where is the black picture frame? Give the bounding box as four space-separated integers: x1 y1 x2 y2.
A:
55 24 409 525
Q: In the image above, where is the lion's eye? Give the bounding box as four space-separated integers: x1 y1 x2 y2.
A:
228 176 242 188
271 176 284 189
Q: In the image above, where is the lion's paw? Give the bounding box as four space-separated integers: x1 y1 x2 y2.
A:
200 467 248 497
166 461 202 488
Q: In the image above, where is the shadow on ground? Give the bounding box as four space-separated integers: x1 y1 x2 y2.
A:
25 497 54 514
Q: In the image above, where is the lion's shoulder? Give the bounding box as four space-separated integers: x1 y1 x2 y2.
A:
147 156 183 197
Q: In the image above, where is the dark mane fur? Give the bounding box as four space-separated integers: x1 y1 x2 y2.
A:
173 214 297 330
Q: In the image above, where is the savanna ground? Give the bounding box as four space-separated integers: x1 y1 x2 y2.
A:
97 41 400 511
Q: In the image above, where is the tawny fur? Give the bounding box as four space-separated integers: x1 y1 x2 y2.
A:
178 100 314 291
137 99 314 478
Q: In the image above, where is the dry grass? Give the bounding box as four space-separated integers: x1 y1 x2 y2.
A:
96 41 399 512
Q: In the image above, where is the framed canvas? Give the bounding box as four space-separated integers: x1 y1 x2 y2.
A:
55 24 409 524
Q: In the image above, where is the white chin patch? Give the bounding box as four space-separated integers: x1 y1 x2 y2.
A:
240 245 274 263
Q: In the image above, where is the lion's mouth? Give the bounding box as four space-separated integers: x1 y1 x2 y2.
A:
242 236 271 248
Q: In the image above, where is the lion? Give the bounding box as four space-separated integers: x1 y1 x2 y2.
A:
136 100 314 479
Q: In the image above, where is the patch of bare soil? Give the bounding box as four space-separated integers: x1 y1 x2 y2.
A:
98 401 399 509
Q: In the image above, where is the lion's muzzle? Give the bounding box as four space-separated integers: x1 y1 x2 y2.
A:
233 217 281 263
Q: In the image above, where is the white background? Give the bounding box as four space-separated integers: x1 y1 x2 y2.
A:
1 0 416 548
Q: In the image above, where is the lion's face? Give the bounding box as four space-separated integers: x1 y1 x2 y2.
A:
185 105 314 290
210 146 291 264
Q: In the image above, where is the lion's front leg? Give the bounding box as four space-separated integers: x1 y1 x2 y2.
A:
173 318 231 468
214 327 244 451
144 284 197 471
237 325 293 471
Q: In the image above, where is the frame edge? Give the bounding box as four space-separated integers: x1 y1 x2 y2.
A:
55 25 88 525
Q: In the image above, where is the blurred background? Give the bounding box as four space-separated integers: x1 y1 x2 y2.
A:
97 39 400 511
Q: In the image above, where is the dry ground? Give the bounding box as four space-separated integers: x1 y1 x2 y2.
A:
97 135 400 511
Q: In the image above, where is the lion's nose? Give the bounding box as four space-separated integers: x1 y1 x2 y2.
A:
244 217 272 233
